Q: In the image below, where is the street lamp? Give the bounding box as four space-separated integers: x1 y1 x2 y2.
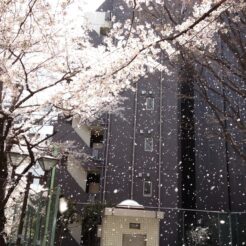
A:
38 155 59 172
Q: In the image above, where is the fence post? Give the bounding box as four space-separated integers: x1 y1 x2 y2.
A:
42 166 56 246
50 187 61 246
16 173 33 246
218 213 221 246
182 210 185 245
228 213 232 245
32 192 44 245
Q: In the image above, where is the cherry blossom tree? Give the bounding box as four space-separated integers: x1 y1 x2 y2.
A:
0 0 125 242
0 0 245 244
180 13 246 161
172 6 246 161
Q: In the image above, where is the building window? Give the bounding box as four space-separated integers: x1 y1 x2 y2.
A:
146 97 154 110
144 138 153 152
86 172 100 193
90 129 104 148
123 234 147 245
143 181 152 197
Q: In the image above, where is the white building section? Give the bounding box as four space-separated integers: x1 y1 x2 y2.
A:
100 201 164 246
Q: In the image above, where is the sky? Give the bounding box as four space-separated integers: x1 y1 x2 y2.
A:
81 0 105 11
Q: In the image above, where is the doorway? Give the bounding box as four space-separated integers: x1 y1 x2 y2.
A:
122 234 147 246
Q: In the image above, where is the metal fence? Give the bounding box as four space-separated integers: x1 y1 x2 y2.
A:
8 198 246 246
160 208 246 246
7 187 60 246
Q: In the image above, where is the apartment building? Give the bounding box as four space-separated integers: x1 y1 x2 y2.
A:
53 1 246 245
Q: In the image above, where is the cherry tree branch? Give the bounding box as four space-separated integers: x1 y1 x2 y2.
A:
11 71 79 112
112 0 227 76
13 0 39 42
8 50 32 93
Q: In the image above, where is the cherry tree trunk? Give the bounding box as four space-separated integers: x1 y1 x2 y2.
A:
0 118 7 245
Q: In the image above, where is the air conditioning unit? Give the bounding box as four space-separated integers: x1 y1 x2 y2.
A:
100 26 111 36
149 90 153 94
140 129 144 134
92 149 99 159
141 90 146 95
146 173 150 177
138 173 143 178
